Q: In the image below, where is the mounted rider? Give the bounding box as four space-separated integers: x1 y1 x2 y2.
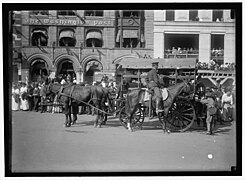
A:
147 61 163 114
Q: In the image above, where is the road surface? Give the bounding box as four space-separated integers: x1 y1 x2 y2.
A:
10 111 236 173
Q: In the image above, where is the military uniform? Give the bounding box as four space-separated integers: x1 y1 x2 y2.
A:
147 61 162 113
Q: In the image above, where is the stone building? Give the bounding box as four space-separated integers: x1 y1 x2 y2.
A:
16 10 154 83
153 9 235 64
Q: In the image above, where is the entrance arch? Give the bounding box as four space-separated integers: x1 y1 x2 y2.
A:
54 54 81 80
83 59 103 84
29 59 49 82
27 54 52 82
56 59 76 80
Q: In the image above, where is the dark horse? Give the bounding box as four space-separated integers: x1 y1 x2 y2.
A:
46 83 113 127
125 81 191 132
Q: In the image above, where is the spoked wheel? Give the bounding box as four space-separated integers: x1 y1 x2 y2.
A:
119 106 145 130
164 99 195 132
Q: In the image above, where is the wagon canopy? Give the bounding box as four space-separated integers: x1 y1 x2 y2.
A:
118 58 197 69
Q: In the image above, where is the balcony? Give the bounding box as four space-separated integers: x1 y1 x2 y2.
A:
164 49 199 59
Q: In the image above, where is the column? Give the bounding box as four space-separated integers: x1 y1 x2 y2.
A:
154 32 164 58
224 33 235 63
199 33 211 63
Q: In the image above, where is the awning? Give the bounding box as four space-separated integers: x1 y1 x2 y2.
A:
117 58 197 69
123 30 138 38
59 30 75 39
32 29 48 37
86 60 102 72
86 31 102 40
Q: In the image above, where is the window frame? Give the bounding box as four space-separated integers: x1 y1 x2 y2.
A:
58 27 77 47
166 10 175 21
30 26 49 47
85 28 103 48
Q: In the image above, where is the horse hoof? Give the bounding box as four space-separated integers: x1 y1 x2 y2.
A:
97 125 101 128
167 130 171 134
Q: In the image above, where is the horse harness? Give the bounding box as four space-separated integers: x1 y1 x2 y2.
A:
57 84 75 105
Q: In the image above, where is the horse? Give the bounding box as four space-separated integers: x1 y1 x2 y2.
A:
45 83 114 128
125 81 191 132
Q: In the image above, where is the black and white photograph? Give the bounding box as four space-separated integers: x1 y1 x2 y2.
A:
2 1 242 178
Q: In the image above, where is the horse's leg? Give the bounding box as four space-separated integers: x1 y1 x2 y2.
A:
63 103 70 127
71 105 78 125
67 106 72 127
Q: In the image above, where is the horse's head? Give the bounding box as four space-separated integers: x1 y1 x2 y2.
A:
181 80 192 93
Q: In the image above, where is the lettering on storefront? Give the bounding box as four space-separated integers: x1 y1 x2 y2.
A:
23 18 114 26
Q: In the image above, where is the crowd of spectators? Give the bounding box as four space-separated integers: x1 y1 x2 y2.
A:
197 61 235 71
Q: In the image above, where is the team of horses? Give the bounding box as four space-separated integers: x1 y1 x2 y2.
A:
44 79 194 132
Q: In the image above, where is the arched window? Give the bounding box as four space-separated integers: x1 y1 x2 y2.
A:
31 28 48 46
59 28 76 47
86 29 103 47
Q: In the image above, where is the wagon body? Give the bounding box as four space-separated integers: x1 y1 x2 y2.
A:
118 57 199 132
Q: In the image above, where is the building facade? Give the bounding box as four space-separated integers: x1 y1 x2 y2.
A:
153 9 235 64
15 10 154 83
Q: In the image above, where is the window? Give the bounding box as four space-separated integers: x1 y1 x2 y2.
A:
85 10 103 17
211 34 224 65
166 10 175 21
85 29 103 47
57 10 75 16
116 29 144 48
189 10 198 21
31 10 48 15
164 34 199 59
213 10 223 22
122 10 139 17
230 9 235 19
31 28 48 46
59 28 76 47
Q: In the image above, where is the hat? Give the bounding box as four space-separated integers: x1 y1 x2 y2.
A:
151 61 159 66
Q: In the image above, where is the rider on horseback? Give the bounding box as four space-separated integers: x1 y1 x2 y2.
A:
147 61 163 114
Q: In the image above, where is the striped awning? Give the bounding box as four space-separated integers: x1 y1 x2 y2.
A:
86 31 102 40
59 30 75 39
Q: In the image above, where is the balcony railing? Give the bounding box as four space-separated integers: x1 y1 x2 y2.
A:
164 50 199 59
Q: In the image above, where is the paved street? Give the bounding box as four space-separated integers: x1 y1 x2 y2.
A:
11 111 236 172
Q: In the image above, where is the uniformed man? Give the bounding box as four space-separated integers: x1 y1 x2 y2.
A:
147 61 163 114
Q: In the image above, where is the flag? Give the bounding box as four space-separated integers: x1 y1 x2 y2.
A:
135 51 142 58
116 30 121 43
73 10 86 24
14 26 28 40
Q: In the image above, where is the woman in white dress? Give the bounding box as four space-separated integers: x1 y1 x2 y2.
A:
12 84 20 111
221 86 234 122
20 83 29 111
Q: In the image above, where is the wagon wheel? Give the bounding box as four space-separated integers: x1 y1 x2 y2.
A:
159 99 195 132
119 106 145 130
